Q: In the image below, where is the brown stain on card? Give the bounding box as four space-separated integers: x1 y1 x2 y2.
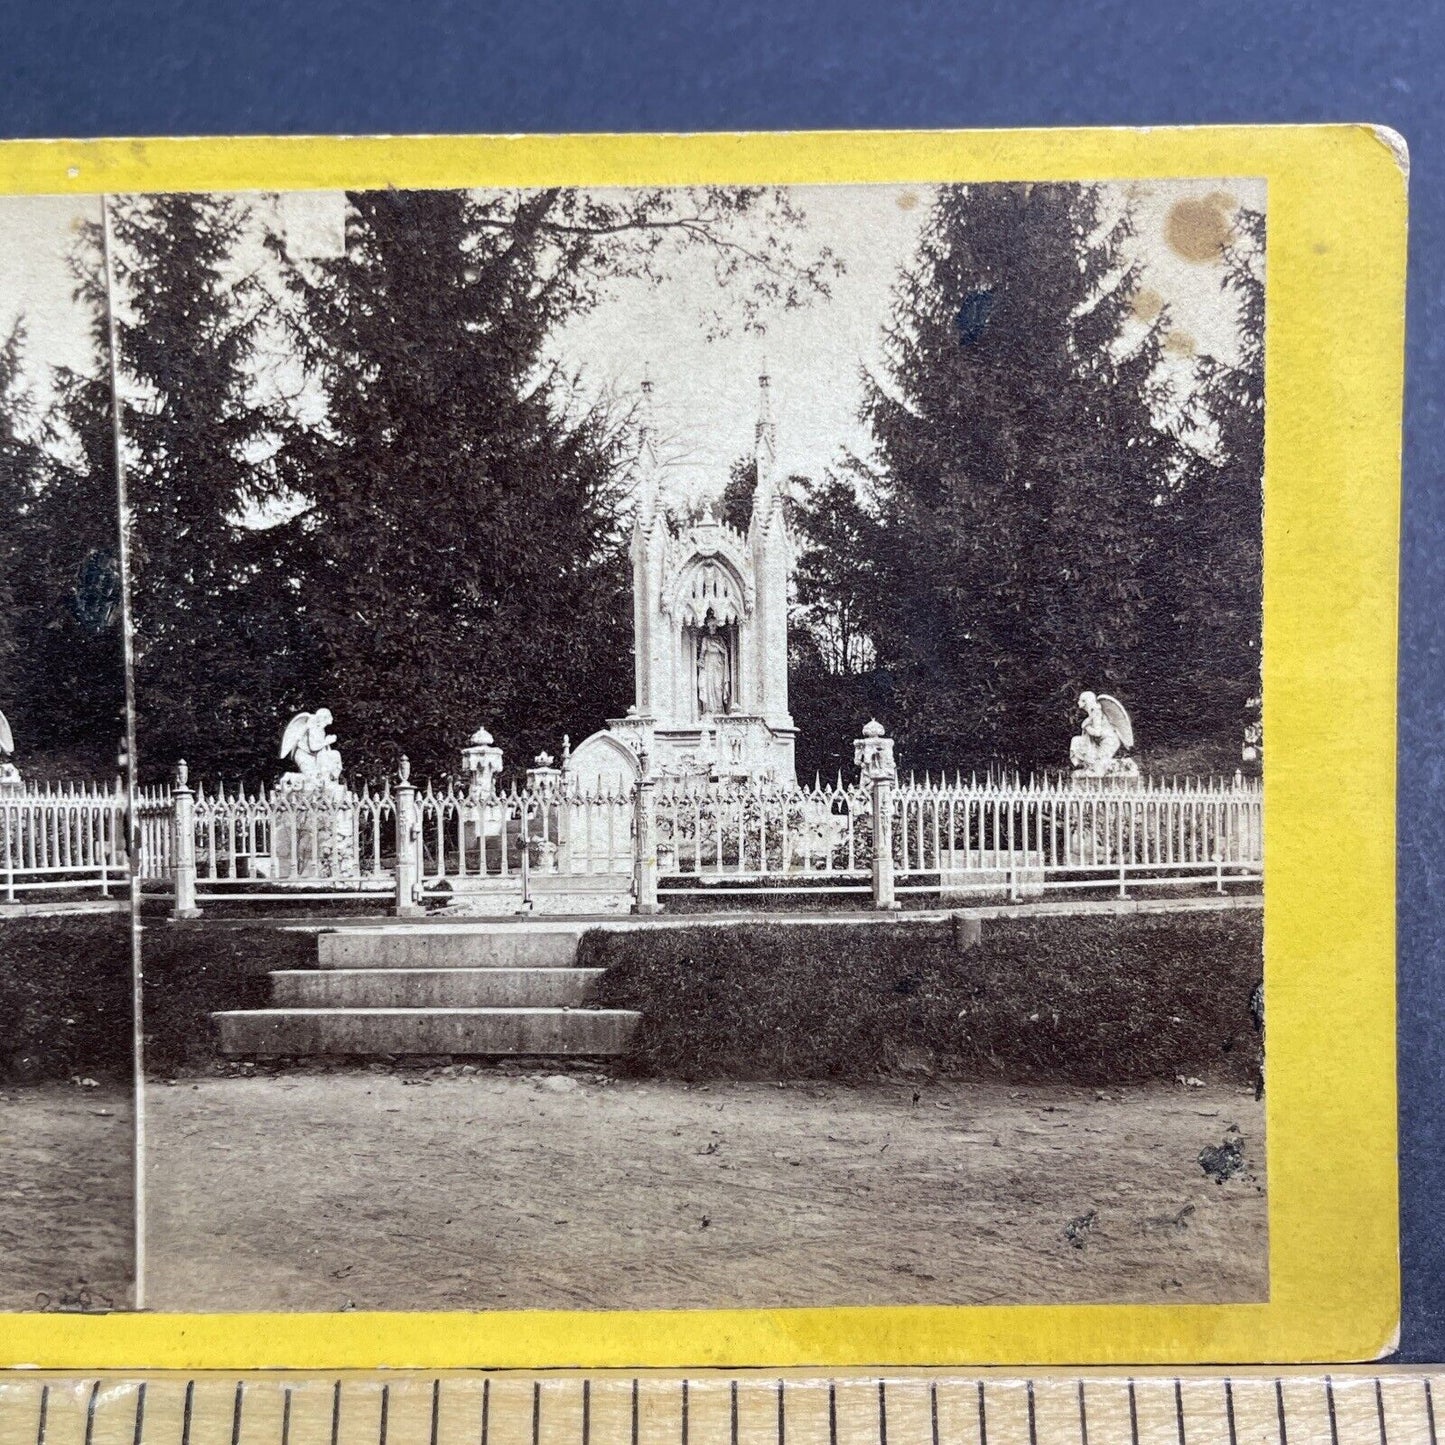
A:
1131 287 1165 324
1163 328 1197 358
896 190 920 212
1165 191 1236 263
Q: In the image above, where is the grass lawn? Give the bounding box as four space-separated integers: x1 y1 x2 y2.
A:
0 915 130 1083
588 908 1264 1085
141 907 1263 1087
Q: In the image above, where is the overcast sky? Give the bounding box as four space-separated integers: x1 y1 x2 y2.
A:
0 177 1264 508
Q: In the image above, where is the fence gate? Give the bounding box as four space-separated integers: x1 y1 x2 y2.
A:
415 780 636 908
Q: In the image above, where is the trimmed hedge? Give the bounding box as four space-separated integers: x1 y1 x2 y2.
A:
139 923 316 1077
0 915 131 1081
585 910 1264 1085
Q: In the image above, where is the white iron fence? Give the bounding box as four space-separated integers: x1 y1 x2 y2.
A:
653 778 875 896
651 773 1262 901
413 778 636 897
128 756 1262 917
0 780 128 899
136 773 398 906
891 773 1263 897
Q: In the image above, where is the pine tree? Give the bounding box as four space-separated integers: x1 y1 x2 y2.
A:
89 184 835 782
794 468 879 678
860 183 1181 771
268 188 633 779
0 323 38 681
0 315 125 775
92 194 283 779
1165 208 1265 758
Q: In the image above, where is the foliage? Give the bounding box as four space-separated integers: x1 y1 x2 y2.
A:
718 455 757 533
75 185 835 784
89 194 294 780
717 451 810 535
792 466 880 677
586 909 1264 1084
1163 208 1266 744
264 188 634 779
0 915 131 1082
856 182 1189 771
459 187 843 338
0 312 124 775
719 452 886 778
0 180 1263 785
0 324 30 675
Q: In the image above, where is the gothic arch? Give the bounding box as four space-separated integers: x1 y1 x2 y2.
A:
564 730 642 794
660 549 754 628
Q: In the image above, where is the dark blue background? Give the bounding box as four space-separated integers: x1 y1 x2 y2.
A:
1 0 1439 1362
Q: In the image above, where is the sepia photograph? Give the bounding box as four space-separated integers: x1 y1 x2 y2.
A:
1 173 1266 1313
0 193 134 1309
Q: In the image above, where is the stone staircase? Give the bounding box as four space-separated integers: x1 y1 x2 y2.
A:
214 923 641 1059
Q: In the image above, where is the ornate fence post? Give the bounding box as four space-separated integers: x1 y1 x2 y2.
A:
394 756 424 918
855 719 901 911
171 759 201 920
633 748 661 915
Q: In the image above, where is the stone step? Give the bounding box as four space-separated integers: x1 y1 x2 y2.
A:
520 884 633 916
215 1006 640 1058
270 967 603 1009
439 873 633 918
317 925 584 970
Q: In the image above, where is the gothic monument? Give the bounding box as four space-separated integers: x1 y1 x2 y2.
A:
566 373 798 789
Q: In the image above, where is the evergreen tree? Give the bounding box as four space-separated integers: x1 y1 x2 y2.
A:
93 194 284 779
786 466 888 780
860 183 1182 771
715 450 883 778
0 314 125 775
793 468 879 678
1165 208 1265 758
0 323 38 680
718 452 809 534
74 184 835 782
719 455 758 533
268 188 633 779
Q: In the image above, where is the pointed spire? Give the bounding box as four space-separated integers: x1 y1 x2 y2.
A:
755 363 776 455
749 366 782 537
640 364 658 460
635 366 662 530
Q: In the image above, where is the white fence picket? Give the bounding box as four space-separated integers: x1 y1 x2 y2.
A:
0 780 129 899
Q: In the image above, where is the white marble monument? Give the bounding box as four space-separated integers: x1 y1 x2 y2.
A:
0 707 20 793
567 372 798 790
1069 691 1140 778
273 708 358 878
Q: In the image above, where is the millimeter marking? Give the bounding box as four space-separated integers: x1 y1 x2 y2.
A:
5 1374 1445 1445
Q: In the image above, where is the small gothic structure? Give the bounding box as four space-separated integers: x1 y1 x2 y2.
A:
567 372 798 788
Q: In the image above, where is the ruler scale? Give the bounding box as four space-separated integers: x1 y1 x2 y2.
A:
0 1377 1437 1445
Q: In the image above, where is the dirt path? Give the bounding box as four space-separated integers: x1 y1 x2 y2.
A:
145 1072 1265 1313
0 1083 133 1310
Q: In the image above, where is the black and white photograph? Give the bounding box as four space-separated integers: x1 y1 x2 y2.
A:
1 175 1266 1313
0 193 134 1309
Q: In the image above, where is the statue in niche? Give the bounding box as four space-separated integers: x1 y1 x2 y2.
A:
696 613 732 718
